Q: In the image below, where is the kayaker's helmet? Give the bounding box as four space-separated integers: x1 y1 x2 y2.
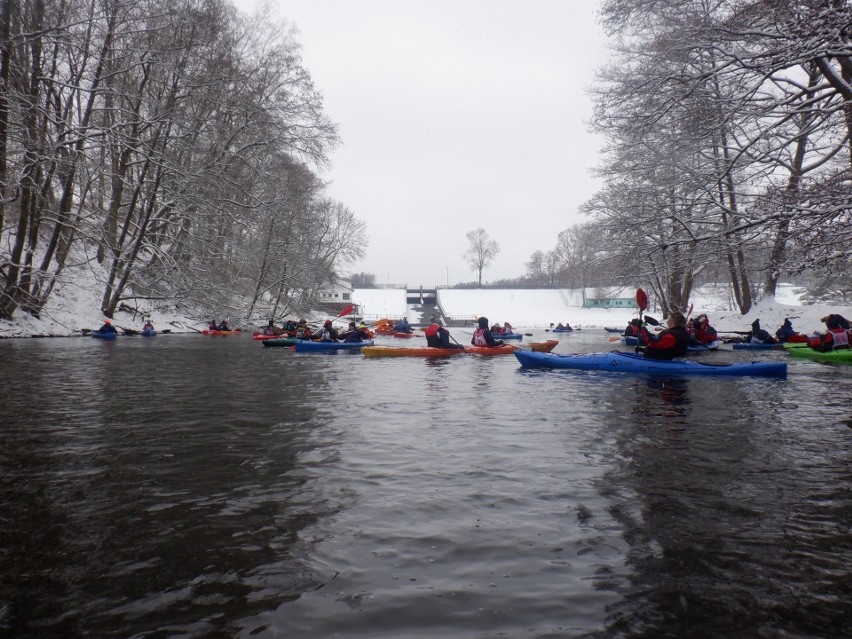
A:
349 321 356 328
478 317 489 329
669 311 687 327
324 319 332 326
751 319 761 329
104 319 111 324
826 314 841 329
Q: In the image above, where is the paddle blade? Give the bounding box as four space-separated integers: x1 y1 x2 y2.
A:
636 288 648 312
644 315 660 326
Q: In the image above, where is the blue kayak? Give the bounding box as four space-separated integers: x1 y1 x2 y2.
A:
498 333 523 340
514 350 787 377
732 342 784 350
141 329 157 337
552 328 573 333
294 340 374 352
603 327 621 333
91 331 117 340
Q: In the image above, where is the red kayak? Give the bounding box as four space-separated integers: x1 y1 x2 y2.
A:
393 332 415 338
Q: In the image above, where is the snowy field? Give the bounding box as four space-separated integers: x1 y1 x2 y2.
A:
1 280 850 338
353 284 851 336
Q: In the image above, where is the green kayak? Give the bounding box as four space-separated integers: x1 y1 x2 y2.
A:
785 344 852 364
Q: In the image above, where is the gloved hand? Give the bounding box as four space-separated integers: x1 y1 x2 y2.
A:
634 346 646 353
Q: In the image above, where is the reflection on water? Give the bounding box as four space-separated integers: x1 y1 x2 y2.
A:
1 332 850 638
598 374 852 637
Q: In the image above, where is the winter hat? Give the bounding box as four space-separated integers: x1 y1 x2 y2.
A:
751 319 761 329
478 317 489 329
826 314 841 330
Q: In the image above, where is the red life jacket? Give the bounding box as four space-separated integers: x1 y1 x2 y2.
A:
423 323 440 337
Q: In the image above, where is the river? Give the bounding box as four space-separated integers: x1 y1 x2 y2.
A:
1 331 850 638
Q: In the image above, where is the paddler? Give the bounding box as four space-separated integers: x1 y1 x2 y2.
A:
471 316 504 347
423 319 464 349
636 311 690 360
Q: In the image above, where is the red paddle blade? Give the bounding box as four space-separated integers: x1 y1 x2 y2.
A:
636 288 648 312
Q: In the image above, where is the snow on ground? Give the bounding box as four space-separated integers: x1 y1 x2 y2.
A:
351 288 408 320
437 289 628 328
3 280 850 338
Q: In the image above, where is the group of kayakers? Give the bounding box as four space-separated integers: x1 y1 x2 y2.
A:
490 322 515 336
743 314 851 351
554 322 573 331
628 310 851 359
209 320 232 331
260 318 373 342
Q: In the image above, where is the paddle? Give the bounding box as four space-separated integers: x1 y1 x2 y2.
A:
636 288 648 319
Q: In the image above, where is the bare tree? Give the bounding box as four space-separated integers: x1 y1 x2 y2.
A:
584 0 852 314
463 228 499 287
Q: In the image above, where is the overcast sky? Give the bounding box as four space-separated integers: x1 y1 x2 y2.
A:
236 0 609 287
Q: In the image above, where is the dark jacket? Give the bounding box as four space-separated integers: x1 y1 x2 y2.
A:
775 319 796 341
640 325 691 360
341 328 370 343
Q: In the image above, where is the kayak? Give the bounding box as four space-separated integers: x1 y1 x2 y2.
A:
202 329 239 335
603 327 622 333
514 350 787 377
361 341 558 358
261 337 298 347
496 333 523 340
91 332 117 340
687 340 719 351
295 340 374 352
552 328 573 333
732 342 785 350
785 344 852 363
252 333 284 340
141 329 157 337
393 331 415 338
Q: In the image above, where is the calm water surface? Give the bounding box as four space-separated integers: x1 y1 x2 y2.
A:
1 330 850 638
